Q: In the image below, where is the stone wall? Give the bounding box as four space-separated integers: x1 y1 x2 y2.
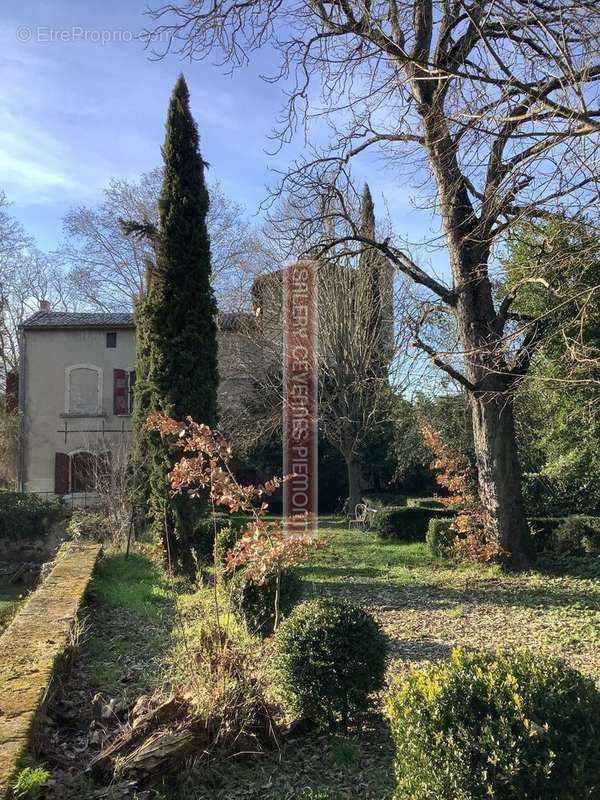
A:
0 542 101 796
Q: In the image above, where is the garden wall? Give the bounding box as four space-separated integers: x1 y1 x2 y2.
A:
0 542 101 796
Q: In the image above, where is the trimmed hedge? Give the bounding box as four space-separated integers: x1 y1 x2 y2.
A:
426 517 455 557
0 491 62 541
363 493 407 508
374 506 455 541
274 597 387 732
529 516 600 556
406 497 447 510
555 515 600 556
389 648 600 799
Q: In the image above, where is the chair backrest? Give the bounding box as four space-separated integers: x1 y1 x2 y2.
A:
355 503 367 520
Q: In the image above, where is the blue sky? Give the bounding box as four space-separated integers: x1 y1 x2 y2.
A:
1 0 447 281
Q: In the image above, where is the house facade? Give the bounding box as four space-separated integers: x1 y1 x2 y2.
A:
16 307 260 501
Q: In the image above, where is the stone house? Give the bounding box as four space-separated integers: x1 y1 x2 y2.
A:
14 305 259 502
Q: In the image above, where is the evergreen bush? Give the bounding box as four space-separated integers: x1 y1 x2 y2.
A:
274 597 387 732
231 569 302 636
388 648 600 799
0 491 62 542
374 506 454 541
555 515 600 555
213 524 243 572
426 517 455 557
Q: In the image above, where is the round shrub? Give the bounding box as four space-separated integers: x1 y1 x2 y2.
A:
388 647 600 799
213 525 243 573
274 597 388 732
426 517 455 558
231 569 302 637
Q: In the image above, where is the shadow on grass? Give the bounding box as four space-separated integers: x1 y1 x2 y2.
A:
81 550 178 699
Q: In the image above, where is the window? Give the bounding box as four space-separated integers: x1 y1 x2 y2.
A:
65 364 102 415
54 450 111 495
70 451 96 493
106 332 117 348
113 369 136 415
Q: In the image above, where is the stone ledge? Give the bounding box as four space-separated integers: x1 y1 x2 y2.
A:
0 543 101 796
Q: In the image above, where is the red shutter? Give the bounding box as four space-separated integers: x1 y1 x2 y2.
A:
129 370 136 414
5 371 18 413
113 369 128 415
55 452 70 495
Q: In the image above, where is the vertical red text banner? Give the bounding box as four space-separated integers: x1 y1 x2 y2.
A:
283 260 318 535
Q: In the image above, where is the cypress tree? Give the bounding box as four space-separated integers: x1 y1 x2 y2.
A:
136 74 218 571
358 183 391 376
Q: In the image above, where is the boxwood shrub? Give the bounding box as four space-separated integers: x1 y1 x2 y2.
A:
230 569 302 637
528 517 565 554
529 516 600 556
426 517 455 558
213 524 244 573
274 597 388 732
388 647 600 799
406 496 447 510
374 506 455 542
0 491 62 542
555 515 600 556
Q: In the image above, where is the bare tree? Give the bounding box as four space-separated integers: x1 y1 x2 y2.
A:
146 0 600 566
58 168 266 312
0 193 71 381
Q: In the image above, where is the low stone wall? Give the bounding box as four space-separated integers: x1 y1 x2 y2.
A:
0 543 101 796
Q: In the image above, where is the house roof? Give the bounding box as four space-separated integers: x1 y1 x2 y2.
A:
21 309 256 333
20 311 135 330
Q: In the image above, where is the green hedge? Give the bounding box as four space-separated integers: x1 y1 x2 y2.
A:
213 524 244 573
529 516 600 556
363 493 407 508
231 569 303 637
274 597 387 731
374 506 455 542
426 517 455 557
0 491 62 541
191 515 247 564
406 496 447 510
389 648 600 799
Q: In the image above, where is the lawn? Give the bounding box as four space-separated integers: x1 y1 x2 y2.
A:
0 577 36 634
38 516 600 799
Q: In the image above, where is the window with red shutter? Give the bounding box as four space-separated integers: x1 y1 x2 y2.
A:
55 452 70 495
113 369 128 415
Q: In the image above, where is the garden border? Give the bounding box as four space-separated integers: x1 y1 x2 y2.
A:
0 542 101 796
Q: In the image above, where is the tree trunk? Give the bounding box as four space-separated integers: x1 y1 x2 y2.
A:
346 457 362 516
470 391 530 568
416 98 532 566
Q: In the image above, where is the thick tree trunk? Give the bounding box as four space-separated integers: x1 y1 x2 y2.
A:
470 391 531 568
417 95 532 567
346 457 362 516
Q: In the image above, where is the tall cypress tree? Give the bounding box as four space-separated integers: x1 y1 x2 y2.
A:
357 184 394 490
358 183 392 376
136 74 218 570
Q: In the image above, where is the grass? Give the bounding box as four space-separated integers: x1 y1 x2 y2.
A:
45 515 600 799
300 519 600 683
11 765 50 799
80 550 179 699
0 579 35 633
